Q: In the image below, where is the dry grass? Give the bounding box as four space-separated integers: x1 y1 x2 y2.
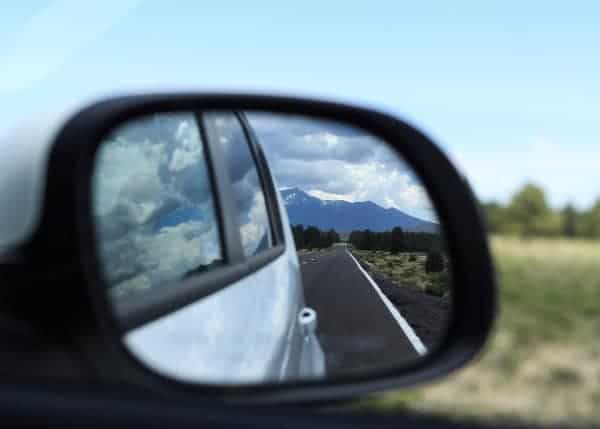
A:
354 236 600 426
353 250 449 296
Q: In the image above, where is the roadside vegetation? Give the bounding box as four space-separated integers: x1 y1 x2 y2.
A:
348 226 448 297
358 236 600 426
482 182 600 239
352 250 449 297
355 183 600 426
348 228 442 254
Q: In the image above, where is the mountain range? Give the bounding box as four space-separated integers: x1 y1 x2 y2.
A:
281 188 439 233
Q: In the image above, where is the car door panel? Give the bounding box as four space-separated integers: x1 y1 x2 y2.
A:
126 176 324 383
122 111 325 384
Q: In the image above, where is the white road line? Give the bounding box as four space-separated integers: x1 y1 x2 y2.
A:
346 250 428 356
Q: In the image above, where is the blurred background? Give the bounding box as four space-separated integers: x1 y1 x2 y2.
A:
2 1 600 426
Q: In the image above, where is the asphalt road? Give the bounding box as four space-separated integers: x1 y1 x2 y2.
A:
299 244 424 376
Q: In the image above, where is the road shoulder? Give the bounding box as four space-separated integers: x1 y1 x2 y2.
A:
349 250 451 350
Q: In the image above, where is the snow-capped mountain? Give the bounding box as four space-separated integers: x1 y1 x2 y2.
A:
280 188 439 233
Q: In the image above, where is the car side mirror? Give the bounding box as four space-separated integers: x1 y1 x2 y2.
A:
0 93 495 404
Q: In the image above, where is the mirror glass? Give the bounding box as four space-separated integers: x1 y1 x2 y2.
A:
92 110 452 385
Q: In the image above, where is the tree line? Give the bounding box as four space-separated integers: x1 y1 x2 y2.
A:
291 224 446 273
482 183 600 238
291 225 341 249
350 227 445 273
348 227 442 253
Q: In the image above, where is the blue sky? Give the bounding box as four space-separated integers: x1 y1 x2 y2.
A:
2 1 599 209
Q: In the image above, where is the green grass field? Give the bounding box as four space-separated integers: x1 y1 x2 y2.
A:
354 236 600 426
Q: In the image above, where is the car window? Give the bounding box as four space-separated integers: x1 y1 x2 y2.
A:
92 113 223 298
205 112 273 257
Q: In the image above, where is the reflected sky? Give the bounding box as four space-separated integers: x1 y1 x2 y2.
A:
93 113 222 297
247 113 438 223
92 111 439 298
206 112 273 256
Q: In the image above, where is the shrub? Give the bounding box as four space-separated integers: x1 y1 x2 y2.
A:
426 271 450 296
425 251 445 273
425 282 445 297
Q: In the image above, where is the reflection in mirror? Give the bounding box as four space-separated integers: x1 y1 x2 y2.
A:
93 113 223 298
204 112 273 256
91 110 451 386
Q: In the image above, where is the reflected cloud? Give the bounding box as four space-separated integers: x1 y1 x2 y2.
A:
247 113 437 222
207 112 273 256
93 113 221 296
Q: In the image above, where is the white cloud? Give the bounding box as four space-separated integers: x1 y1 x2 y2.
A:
307 189 354 202
169 120 204 172
248 113 438 222
240 191 271 256
94 111 278 294
94 139 160 214
106 220 221 297
267 148 437 221
93 113 222 295
342 161 436 221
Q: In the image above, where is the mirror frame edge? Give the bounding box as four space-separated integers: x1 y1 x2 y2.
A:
32 92 496 404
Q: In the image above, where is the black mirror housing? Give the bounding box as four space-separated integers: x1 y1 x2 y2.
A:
0 93 496 404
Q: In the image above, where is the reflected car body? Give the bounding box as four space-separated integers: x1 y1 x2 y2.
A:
125 163 326 383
